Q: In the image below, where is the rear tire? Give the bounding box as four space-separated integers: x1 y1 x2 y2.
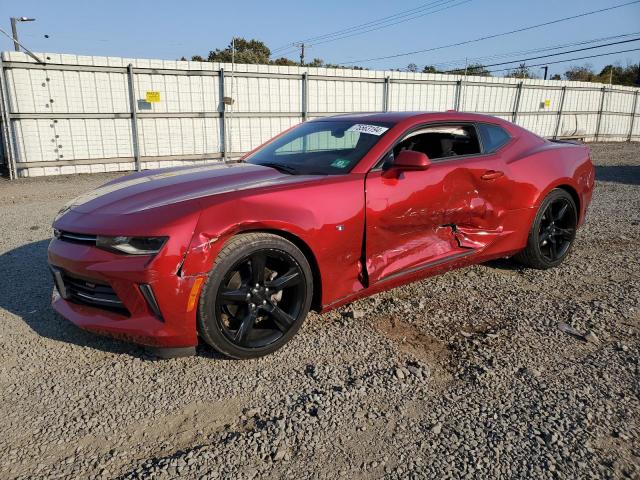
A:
197 233 313 359
515 189 577 270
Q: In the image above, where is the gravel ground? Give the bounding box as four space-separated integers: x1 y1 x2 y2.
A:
0 143 638 479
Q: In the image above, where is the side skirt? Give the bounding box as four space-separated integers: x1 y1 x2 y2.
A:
321 248 483 313
377 249 476 284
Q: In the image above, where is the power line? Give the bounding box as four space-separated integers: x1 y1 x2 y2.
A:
485 47 640 75
429 31 640 70
441 37 640 73
273 0 449 51
271 0 470 55
310 0 471 48
271 0 454 53
272 46 299 57
334 0 640 65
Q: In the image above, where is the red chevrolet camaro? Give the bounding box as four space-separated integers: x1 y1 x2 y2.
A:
48 112 594 359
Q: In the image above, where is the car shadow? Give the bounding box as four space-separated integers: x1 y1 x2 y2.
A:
481 258 525 272
0 239 220 360
595 165 640 186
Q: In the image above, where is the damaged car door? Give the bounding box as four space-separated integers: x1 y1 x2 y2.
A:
364 122 514 283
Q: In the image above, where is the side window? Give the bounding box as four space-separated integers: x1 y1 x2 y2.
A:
392 124 481 162
477 123 511 153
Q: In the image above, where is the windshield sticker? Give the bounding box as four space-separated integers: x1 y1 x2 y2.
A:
346 124 389 136
330 159 351 169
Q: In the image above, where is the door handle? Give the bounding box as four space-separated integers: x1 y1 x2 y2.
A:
480 170 504 180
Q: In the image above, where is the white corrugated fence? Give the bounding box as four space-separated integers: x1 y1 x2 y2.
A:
0 50 638 178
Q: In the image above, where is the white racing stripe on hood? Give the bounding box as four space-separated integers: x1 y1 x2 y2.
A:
62 164 238 210
134 175 320 211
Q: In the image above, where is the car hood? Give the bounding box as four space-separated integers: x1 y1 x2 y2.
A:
59 162 322 216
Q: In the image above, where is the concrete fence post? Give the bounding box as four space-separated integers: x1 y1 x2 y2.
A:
301 72 308 121
0 57 16 180
628 90 638 142
512 82 523 124
553 86 567 140
219 68 226 160
454 79 462 111
126 64 141 171
383 76 390 112
594 86 607 142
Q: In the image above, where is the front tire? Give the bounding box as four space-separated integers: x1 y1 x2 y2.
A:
515 189 578 269
197 233 313 359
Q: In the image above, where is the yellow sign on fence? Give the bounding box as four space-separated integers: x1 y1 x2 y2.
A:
145 91 161 103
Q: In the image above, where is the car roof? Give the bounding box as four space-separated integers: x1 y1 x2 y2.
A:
312 111 507 125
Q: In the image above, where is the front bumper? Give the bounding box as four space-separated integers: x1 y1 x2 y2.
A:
48 237 203 348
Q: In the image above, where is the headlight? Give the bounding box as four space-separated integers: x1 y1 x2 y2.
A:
96 236 168 255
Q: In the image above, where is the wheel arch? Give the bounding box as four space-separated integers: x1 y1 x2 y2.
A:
224 228 324 312
534 182 581 226
556 184 581 218
534 180 581 214
514 183 580 269
516 182 582 253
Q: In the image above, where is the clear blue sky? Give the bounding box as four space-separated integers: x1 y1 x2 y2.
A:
2 0 639 76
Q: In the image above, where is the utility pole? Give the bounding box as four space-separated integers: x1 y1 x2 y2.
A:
541 66 548 80
10 18 18 50
293 42 305 66
10 17 35 51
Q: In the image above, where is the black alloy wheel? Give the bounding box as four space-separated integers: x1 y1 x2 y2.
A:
537 196 577 262
198 233 313 359
216 250 305 348
516 189 578 269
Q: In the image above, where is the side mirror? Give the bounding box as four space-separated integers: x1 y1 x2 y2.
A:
392 150 431 171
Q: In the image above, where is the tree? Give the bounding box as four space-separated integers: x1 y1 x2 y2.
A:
550 74 561 80
507 63 536 79
188 37 368 70
307 58 325 67
207 38 271 64
467 63 491 76
597 64 618 84
423 65 438 74
324 62 366 70
406 63 418 73
272 57 298 66
561 62 639 86
449 63 491 77
563 64 595 82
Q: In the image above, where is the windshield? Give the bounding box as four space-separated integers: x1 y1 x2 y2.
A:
245 120 392 175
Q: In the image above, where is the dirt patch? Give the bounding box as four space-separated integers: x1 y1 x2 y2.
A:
375 317 453 384
124 399 241 449
24 399 244 479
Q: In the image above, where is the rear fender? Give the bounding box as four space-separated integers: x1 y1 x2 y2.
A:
509 142 593 226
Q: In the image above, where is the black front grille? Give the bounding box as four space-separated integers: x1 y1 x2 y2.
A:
56 230 97 246
56 269 129 316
